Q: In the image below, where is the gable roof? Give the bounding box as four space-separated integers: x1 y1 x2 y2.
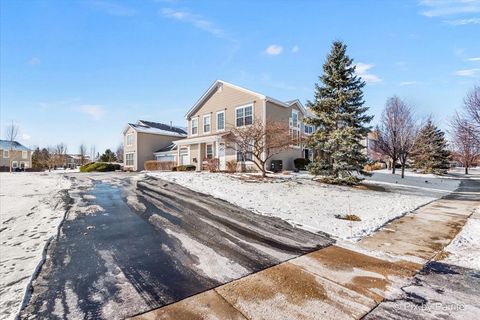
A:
0 140 31 151
154 142 176 153
185 80 304 119
124 120 187 137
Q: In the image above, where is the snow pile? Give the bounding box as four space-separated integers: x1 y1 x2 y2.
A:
0 172 71 320
440 207 480 270
147 171 459 241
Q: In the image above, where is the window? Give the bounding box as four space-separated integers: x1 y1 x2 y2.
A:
290 128 301 147
290 110 299 128
205 144 214 159
125 153 134 166
236 104 253 127
236 150 253 162
126 134 134 146
203 114 211 133
12 161 18 168
191 118 198 135
304 125 314 135
216 111 225 131
3 150 9 158
22 151 28 159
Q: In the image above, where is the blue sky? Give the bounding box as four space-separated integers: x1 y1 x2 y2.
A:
1 0 479 154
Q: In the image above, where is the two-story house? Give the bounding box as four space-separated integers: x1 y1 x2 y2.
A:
123 120 187 171
171 80 314 171
0 140 32 171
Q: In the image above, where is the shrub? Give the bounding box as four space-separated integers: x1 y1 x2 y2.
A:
176 165 196 171
144 160 175 171
205 158 219 172
335 214 361 221
80 162 121 172
319 176 362 186
294 158 311 170
364 162 385 172
226 160 237 173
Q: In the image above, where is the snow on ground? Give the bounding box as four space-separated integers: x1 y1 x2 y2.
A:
0 172 71 320
440 207 480 270
147 170 460 241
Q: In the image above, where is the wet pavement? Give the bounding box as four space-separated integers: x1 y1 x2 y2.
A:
19 173 332 319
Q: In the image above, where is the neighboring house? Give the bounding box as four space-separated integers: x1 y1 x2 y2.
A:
0 140 32 171
64 154 90 169
123 120 187 171
172 80 314 171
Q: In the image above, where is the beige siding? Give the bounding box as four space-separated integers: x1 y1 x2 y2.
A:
188 84 263 138
123 127 137 170
137 133 177 171
0 149 32 169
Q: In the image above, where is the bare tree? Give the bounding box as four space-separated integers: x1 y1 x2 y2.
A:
463 86 480 144
55 143 68 168
5 121 19 173
374 97 416 178
46 146 57 171
116 142 124 163
225 118 297 177
451 115 479 174
90 145 96 161
79 144 87 165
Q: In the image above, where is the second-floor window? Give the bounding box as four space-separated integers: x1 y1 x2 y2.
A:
291 110 299 128
236 104 253 127
191 118 198 135
126 134 133 146
216 111 225 131
22 151 28 159
304 124 314 134
203 114 211 133
3 150 9 158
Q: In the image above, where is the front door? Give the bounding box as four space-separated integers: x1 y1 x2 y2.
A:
218 143 226 171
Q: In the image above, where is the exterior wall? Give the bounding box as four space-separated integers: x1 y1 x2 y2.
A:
0 149 32 169
137 133 178 171
188 84 263 138
123 127 137 170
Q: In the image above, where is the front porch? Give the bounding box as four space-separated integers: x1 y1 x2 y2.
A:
174 134 230 171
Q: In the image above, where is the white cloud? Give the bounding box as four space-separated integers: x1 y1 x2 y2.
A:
453 68 480 76
76 105 106 120
90 1 136 16
28 57 41 65
444 17 480 25
418 0 480 17
355 63 382 84
264 44 283 56
291 45 300 53
22 133 31 140
467 57 480 61
160 8 227 39
400 81 418 86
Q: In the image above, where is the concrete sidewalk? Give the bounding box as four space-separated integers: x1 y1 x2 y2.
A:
130 180 479 320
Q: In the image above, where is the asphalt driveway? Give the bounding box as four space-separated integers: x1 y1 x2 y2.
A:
19 173 332 319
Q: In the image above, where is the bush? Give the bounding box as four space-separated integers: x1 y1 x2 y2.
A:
319 176 362 186
335 214 361 221
144 160 175 171
205 158 219 172
226 160 237 173
80 162 121 172
175 165 196 171
364 162 385 172
294 158 311 170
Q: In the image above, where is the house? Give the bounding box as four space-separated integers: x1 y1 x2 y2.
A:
123 120 187 171
65 154 91 169
171 80 314 171
0 140 32 171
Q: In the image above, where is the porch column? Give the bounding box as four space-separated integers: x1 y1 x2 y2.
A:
197 143 201 171
176 146 180 166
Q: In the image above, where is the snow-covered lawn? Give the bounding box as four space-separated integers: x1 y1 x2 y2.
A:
0 172 71 320
147 170 460 241
440 207 480 270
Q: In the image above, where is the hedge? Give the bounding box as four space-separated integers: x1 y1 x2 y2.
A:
173 165 196 171
144 160 175 171
80 162 121 172
293 158 311 170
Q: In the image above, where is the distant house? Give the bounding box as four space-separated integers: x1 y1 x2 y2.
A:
65 154 91 169
123 120 187 171
0 140 32 171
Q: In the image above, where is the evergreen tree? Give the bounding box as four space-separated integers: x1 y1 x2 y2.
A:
306 41 373 183
99 149 117 162
412 121 450 174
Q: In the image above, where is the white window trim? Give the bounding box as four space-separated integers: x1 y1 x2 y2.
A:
3 150 9 158
126 133 134 147
191 117 199 136
235 103 254 128
216 110 225 132
205 143 214 159
203 114 211 134
290 110 300 130
12 161 18 168
125 152 135 167
22 151 28 159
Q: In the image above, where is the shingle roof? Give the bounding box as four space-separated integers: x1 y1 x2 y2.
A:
0 140 31 151
138 120 187 135
154 143 177 153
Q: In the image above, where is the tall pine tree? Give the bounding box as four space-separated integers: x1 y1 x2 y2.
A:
306 41 373 183
412 121 450 174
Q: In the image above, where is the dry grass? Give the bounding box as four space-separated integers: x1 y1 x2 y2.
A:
335 214 362 221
